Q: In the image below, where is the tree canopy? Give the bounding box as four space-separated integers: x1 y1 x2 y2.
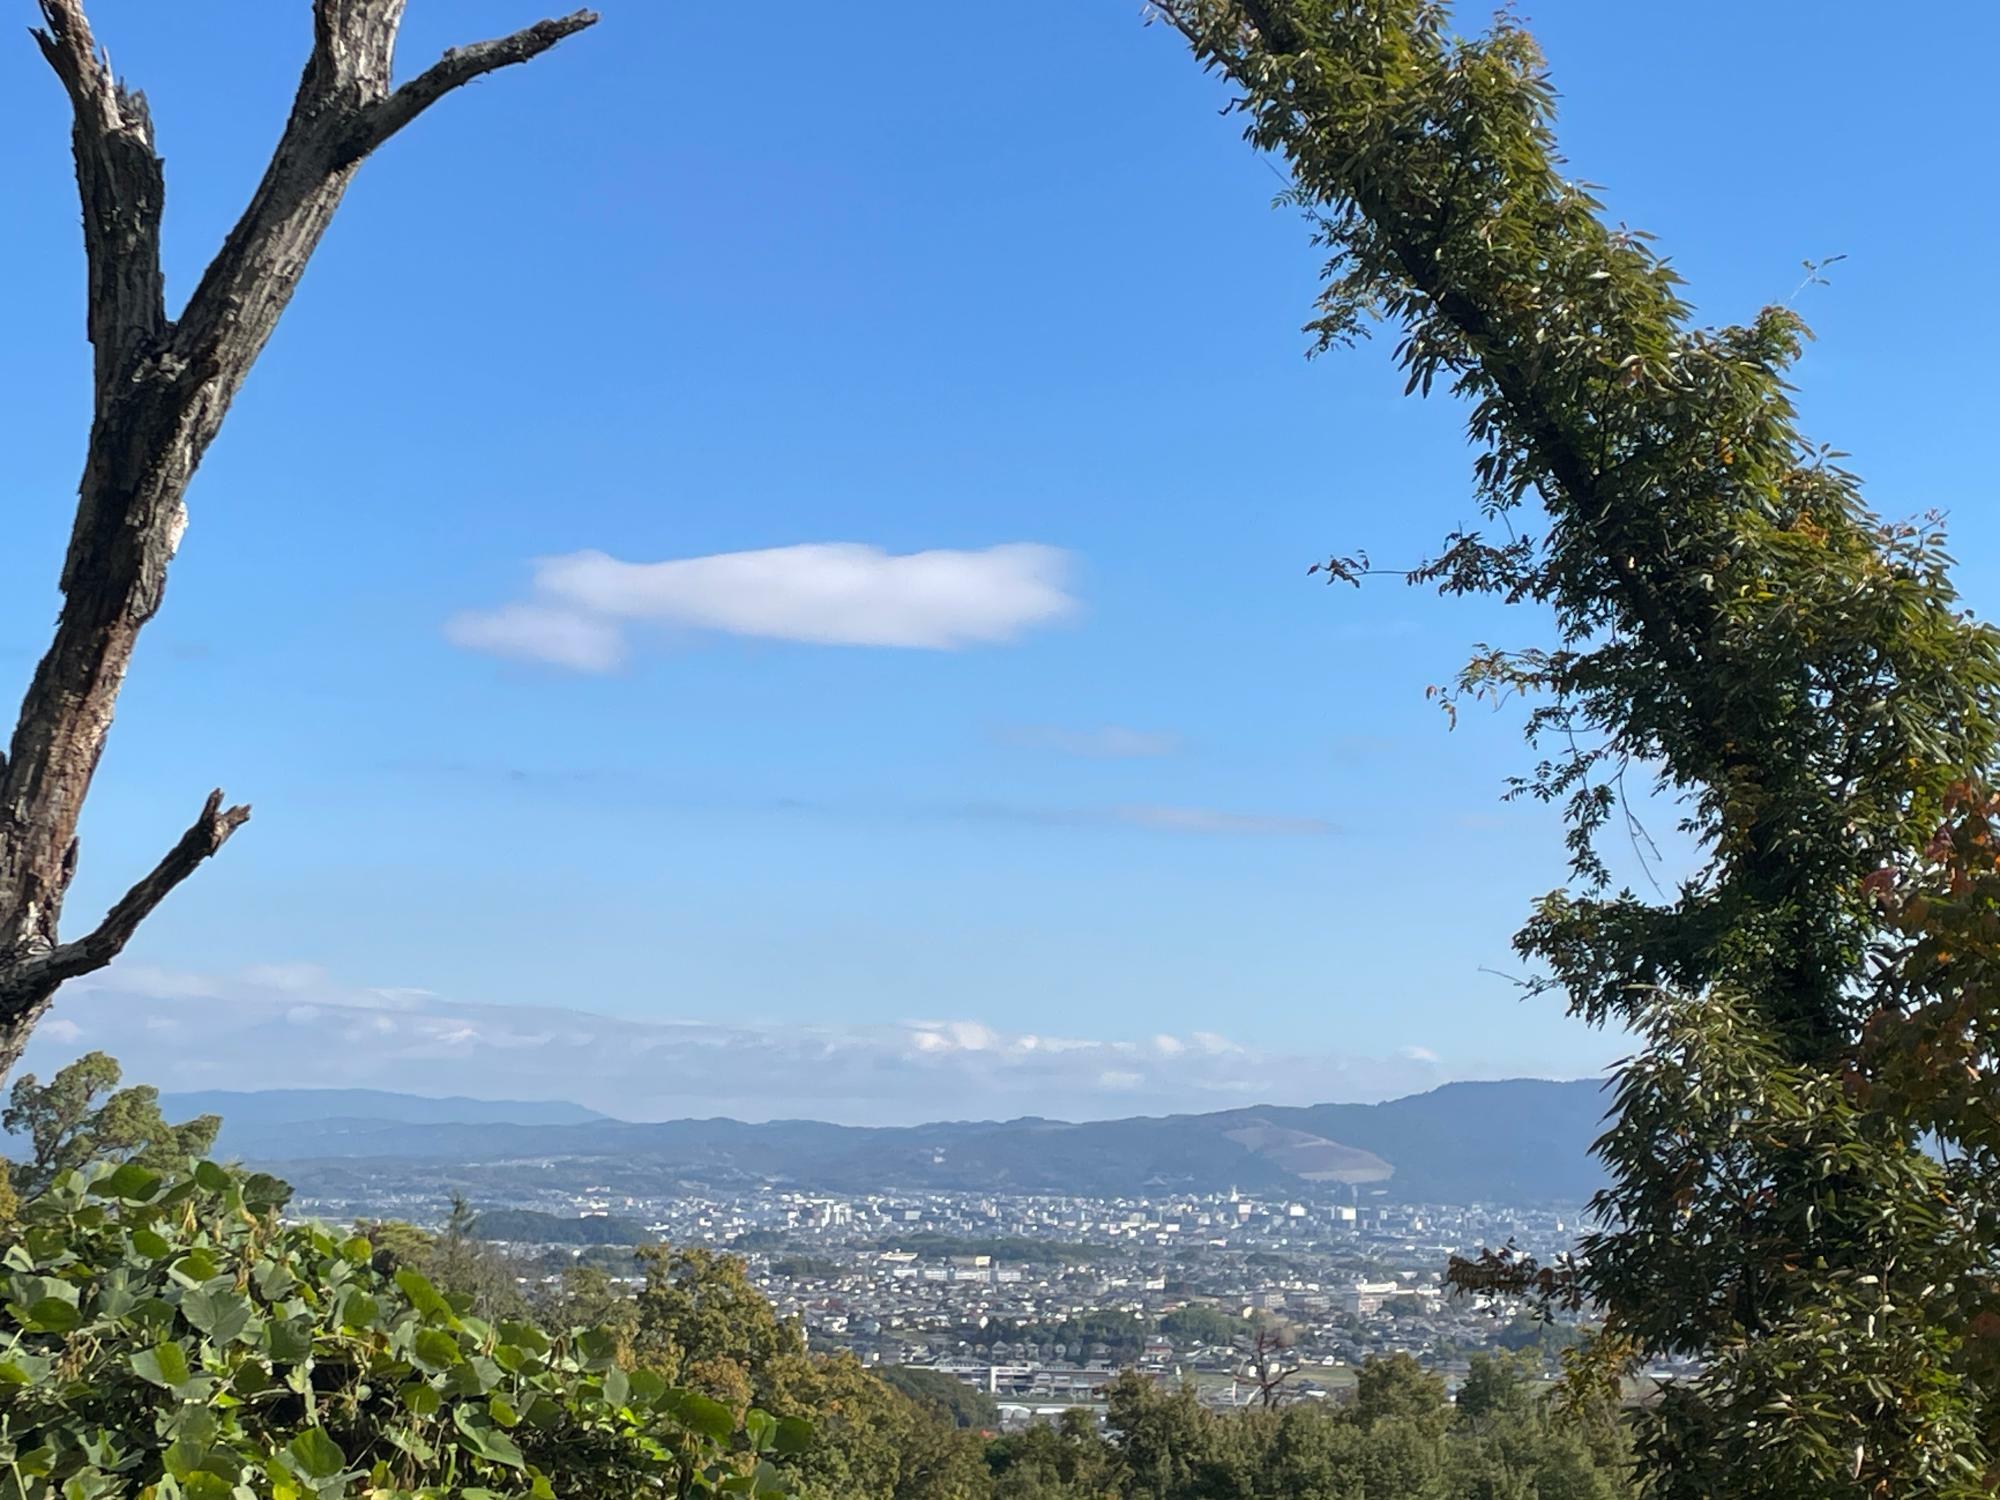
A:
1155 0 2000 1492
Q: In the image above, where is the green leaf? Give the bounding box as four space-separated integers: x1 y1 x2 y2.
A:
661 1388 737 1443
575 1327 619 1370
130 1228 172 1260
131 1341 192 1390
411 1327 462 1371
103 1163 163 1201
602 1365 629 1409
23 1297 81 1333
395 1268 451 1320
337 1289 379 1331
773 1415 813 1455
172 1248 220 1283
453 1408 526 1470
240 1173 293 1210
192 1161 231 1194
401 1381 442 1417
265 1317 313 1364
337 1235 372 1266
286 1428 347 1481
180 1286 252 1344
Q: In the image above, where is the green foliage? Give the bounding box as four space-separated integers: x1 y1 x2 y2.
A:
1156 0 2000 1491
0 1159 806 1498
1155 1305 1249 1348
426 1196 531 1325
4 1054 219 1200
633 1245 806 1394
874 1367 1001 1433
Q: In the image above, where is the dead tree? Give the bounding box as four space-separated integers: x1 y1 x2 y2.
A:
1240 1318 1296 1409
0 0 596 1082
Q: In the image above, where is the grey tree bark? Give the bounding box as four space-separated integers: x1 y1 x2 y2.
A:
0 0 596 1082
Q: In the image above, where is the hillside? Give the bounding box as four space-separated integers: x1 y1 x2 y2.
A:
190 1078 1610 1204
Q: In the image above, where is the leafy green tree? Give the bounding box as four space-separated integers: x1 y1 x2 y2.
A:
418 1194 531 1323
985 1411 1122 1500
1158 1306 1249 1348
538 1263 641 1364
634 1243 806 1397
3 1052 218 1198
877 1365 1003 1432
759 1351 987 1500
1455 1353 1532 1429
1156 1 2000 1491
1354 1354 1447 1438
0 1158 808 1498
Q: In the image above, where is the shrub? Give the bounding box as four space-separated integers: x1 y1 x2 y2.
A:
0 1160 807 1498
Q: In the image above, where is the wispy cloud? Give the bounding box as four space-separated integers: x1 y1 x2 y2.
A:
1112 805 1333 836
997 725 1180 759
447 543 1078 671
31 964 1446 1124
948 801 1335 837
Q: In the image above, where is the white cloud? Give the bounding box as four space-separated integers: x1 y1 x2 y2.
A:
1000 725 1179 758
1399 1045 1441 1064
19 964 1493 1125
448 543 1078 670
444 603 626 673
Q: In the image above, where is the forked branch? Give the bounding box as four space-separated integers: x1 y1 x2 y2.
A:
0 0 596 1081
350 10 600 159
2 792 250 1001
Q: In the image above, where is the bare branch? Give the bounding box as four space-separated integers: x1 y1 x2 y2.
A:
348 9 600 160
10 791 250 995
2 0 592 1084
31 0 165 393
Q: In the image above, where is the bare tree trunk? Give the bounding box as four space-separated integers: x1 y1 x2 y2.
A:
0 0 596 1083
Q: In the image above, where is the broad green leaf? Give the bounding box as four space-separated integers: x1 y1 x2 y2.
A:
411 1327 462 1371
129 1228 172 1260
192 1160 231 1194
286 1428 346 1481
265 1317 313 1364
23 1297 81 1333
103 1163 163 1201
395 1268 451 1319
180 1286 252 1344
131 1341 191 1389
661 1388 736 1443
453 1408 526 1470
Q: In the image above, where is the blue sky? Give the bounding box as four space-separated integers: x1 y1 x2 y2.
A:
5 1 1997 1122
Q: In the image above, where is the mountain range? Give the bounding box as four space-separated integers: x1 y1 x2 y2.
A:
162 1077 1611 1204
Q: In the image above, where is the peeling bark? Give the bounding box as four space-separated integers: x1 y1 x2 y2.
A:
0 0 597 1082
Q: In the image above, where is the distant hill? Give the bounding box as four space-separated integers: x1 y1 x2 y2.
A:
159 1089 606 1161
190 1078 1610 1204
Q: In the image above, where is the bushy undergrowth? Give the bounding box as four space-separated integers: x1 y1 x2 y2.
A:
0 1159 804 1499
